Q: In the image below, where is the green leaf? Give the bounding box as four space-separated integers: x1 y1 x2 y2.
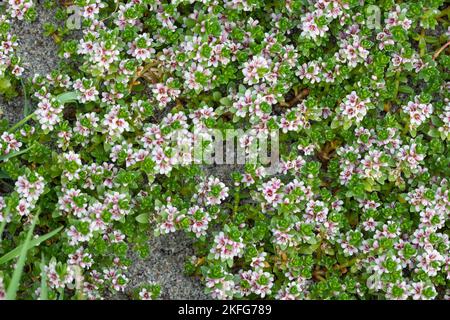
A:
427 128 440 138
431 115 443 126
0 77 12 91
298 241 321 255
56 91 79 104
135 213 149 224
219 97 232 107
398 85 414 95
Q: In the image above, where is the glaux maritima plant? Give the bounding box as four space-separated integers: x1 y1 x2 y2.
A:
0 0 449 300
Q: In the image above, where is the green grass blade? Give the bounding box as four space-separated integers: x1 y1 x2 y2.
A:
8 113 34 132
0 147 31 162
5 210 40 300
0 226 63 265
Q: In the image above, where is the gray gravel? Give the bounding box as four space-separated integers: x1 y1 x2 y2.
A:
112 232 209 300
0 91 24 125
0 2 215 300
11 4 62 79
0 3 61 124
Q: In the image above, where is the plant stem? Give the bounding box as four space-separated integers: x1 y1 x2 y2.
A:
433 40 450 60
287 88 309 107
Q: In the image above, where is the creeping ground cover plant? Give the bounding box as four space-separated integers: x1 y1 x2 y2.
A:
0 0 449 300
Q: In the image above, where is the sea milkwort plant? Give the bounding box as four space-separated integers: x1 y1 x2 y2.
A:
0 0 449 300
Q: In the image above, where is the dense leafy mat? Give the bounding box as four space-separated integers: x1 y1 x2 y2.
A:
0 0 449 300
